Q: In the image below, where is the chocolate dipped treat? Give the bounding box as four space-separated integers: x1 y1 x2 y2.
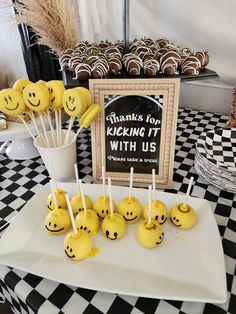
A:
160 50 181 75
74 63 91 80
181 56 201 75
143 59 160 77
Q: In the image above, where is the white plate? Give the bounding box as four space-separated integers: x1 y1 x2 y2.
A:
0 183 226 303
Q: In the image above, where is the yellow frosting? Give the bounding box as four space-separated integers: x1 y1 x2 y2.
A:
62 88 86 117
118 196 142 224
47 188 67 211
64 230 92 261
46 80 65 109
45 208 71 235
75 209 100 236
13 78 31 94
170 203 197 230
75 87 91 109
23 83 51 112
79 104 101 128
93 196 116 219
0 88 27 116
70 194 93 216
137 220 164 248
102 213 126 240
143 199 167 224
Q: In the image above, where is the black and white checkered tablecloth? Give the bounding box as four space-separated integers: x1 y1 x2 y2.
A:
0 108 235 314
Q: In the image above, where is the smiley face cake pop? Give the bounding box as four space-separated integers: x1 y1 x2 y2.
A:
74 179 100 235
46 80 65 109
23 83 51 112
13 78 31 93
45 208 71 235
47 187 67 211
170 176 197 230
118 197 142 224
62 88 86 117
0 88 27 116
71 194 93 216
102 213 126 240
137 220 164 249
102 177 126 240
137 186 164 248
170 203 197 230
143 200 167 225
75 87 91 109
118 167 142 224
93 196 116 219
64 230 92 261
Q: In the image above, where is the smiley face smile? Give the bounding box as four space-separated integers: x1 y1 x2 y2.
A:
123 215 137 222
66 101 76 112
65 250 75 259
106 230 118 240
170 217 181 227
45 225 65 232
28 99 40 107
5 102 19 111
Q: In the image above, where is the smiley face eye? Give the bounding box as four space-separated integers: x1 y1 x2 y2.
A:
49 222 51 226
173 217 176 221
32 92 36 97
54 224 57 227
161 215 164 221
114 232 117 237
50 88 53 93
8 96 12 101
159 236 162 239
72 97 75 103
126 211 129 215
67 246 69 249
155 215 158 220
84 227 87 230
4 97 8 104
80 226 83 229
102 210 104 214
29 92 32 97
130 212 133 215
176 219 179 222
106 230 109 236
70 248 72 252
69 96 71 101
106 209 109 213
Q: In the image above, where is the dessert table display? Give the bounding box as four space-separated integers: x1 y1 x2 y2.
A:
0 108 235 314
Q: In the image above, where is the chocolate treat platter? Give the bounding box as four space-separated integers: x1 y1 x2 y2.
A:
60 38 218 88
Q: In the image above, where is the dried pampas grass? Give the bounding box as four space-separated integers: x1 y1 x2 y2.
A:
12 0 80 57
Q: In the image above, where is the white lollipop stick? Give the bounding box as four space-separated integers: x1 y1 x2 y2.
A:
72 126 82 143
45 110 56 147
74 163 80 195
50 179 58 209
183 176 194 209
64 117 75 145
65 194 77 234
55 110 60 146
148 185 152 224
128 167 134 199
49 164 57 191
78 179 87 212
152 168 156 201
102 166 106 199
39 113 50 147
19 115 35 140
58 108 62 145
30 111 46 146
108 177 114 216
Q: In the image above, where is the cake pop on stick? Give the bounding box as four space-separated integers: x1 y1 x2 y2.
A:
75 179 100 235
102 177 126 241
44 180 71 235
118 167 142 224
72 104 101 143
70 164 93 216
46 165 67 211
137 186 164 249
93 166 116 219
170 176 197 230
64 193 93 261
143 169 167 224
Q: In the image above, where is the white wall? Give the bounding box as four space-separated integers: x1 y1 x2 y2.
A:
0 3 27 87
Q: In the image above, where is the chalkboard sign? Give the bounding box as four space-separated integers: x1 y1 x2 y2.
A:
90 79 180 188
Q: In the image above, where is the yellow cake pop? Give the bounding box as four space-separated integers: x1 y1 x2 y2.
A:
23 83 51 112
170 177 197 230
75 179 99 235
93 166 115 219
36 80 47 86
170 204 197 230
137 186 164 248
45 208 71 235
101 177 126 240
79 104 101 128
47 187 67 211
64 230 92 261
143 200 167 224
118 167 142 224
71 194 93 215
46 80 65 109
137 220 164 249
0 88 27 116
63 88 86 117
13 78 31 93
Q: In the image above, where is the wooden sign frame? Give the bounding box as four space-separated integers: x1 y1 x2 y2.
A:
89 78 180 188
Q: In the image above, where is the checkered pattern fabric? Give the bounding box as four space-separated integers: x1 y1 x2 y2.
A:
0 108 236 314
